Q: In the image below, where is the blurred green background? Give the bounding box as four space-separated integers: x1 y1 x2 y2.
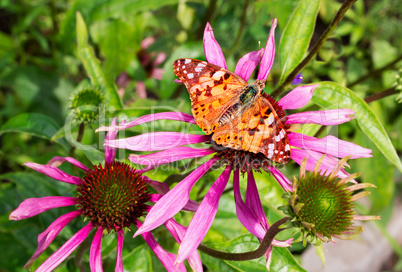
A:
0 0 401 271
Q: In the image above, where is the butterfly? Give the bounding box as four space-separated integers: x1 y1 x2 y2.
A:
173 58 290 164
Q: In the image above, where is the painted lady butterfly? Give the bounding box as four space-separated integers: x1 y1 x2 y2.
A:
173 58 290 163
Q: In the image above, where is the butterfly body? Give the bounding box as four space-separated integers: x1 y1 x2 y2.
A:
173 58 290 163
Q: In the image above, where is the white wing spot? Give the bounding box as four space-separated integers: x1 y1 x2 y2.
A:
212 70 225 80
264 115 274 126
280 151 283 155
275 135 280 142
182 65 186 69
285 144 290 151
195 67 202 72
185 59 191 64
183 70 187 74
202 61 207 64
274 150 278 154
187 73 194 79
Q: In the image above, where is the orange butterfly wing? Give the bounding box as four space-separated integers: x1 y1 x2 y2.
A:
212 96 290 163
173 58 290 164
173 58 247 134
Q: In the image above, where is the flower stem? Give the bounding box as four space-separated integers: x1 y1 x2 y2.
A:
226 0 250 57
364 87 398 104
198 217 289 261
271 0 358 97
69 122 85 157
347 55 402 88
314 86 398 137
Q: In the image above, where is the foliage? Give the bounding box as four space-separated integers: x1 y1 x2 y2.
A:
0 0 401 271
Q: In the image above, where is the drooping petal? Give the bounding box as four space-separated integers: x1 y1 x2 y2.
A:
288 132 372 159
234 49 263 81
233 169 266 239
165 219 203 272
89 227 103 272
105 117 118 164
137 221 187 272
25 211 81 268
291 149 351 180
266 166 292 192
36 223 93 272
264 246 273 271
24 162 81 185
47 156 89 172
10 197 77 220
285 109 355 126
96 112 196 132
134 157 219 237
176 164 232 263
203 22 227 68
257 18 277 81
105 132 210 152
146 178 170 194
245 171 269 230
115 230 124 272
129 147 214 166
277 84 318 110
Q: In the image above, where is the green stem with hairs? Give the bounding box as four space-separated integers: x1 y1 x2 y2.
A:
271 0 358 97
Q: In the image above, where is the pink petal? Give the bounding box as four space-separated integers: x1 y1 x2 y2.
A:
134 156 219 237
136 81 147 98
153 52 167 66
257 18 277 81
10 196 77 220
245 171 269 230
277 84 318 110
90 227 104 272
24 162 81 185
25 211 81 268
105 132 210 152
36 223 93 272
265 247 273 271
96 112 195 132
288 132 372 159
148 189 200 212
233 169 266 239
151 68 164 81
105 117 118 164
203 22 227 68
141 37 155 49
291 149 351 180
234 49 263 81
164 219 203 272
115 230 124 272
146 178 170 194
129 147 214 166
266 166 292 192
47 156 89 172
176 164 232 263
286 109 355 126
137 221 187 272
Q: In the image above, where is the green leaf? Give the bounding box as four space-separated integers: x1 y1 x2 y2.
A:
279 0 321 80
90 0 180 21
313 82 402 172
90 18 142 80
1 113 61 141
76 12 123 109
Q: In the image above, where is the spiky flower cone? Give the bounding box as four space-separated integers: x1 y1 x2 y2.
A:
280 156 380 246
69 87 104 123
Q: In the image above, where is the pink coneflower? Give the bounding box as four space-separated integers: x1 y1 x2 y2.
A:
98 19 371 267
9 118 202 272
